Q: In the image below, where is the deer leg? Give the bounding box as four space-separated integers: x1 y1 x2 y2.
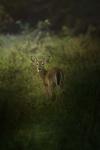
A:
47 87 52 97
47 85 54 98
44 85 48 96
44 85 51 98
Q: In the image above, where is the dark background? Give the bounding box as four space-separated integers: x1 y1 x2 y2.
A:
0 0 100 32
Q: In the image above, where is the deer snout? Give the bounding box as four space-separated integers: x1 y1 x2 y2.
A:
37 67 42 72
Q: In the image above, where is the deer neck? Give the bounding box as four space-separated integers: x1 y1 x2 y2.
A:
39 68 47 80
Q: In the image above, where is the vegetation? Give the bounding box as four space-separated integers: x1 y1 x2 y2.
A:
0 25 100 150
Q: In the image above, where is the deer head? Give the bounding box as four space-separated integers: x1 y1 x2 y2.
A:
31 56 50 72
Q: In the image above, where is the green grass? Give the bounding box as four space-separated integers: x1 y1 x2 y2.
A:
0 32 100 150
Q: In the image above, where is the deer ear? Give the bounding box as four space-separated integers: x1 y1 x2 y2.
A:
31 56 38 63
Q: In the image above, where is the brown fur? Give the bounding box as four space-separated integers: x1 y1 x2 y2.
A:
31 58 64 97
43 67 64 97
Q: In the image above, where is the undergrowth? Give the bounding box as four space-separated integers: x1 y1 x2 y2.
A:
0 31 100 150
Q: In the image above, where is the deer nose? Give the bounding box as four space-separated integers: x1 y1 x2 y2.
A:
37 67 41 72
38 67 41 70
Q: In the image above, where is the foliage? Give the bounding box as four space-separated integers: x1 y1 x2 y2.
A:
0 30 100 150
0 0 100 33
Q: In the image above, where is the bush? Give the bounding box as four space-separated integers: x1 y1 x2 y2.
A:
0 31 100 150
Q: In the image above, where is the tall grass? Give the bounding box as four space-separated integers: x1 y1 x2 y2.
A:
0 31 100 150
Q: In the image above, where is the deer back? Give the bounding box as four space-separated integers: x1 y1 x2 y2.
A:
44 67 64 88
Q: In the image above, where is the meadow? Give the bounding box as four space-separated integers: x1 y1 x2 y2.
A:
0 29 100 150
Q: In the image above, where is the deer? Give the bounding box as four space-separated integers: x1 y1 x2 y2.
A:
31 56 64 97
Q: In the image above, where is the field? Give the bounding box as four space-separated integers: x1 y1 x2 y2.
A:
0 30 100 150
